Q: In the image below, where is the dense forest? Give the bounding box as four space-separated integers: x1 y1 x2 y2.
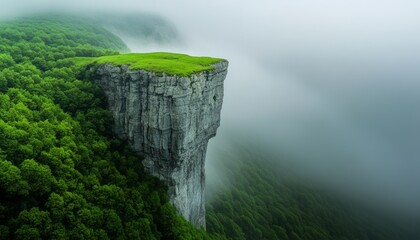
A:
1 14 419 240
0 15 210 240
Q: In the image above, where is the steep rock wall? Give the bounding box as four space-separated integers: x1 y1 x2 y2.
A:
91 61 228 228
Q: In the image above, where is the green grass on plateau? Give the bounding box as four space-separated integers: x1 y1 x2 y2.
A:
73 52 224 76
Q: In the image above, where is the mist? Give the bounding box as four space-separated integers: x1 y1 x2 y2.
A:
3 0 420 216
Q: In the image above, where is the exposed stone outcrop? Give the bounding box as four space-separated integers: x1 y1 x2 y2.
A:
91 60 228 228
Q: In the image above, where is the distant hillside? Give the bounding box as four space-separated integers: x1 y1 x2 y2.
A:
85 11 179 45
206 137 420 240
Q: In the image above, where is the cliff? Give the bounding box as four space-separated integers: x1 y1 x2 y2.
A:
88 53 228 228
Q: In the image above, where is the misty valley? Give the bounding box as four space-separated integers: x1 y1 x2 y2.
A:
1 3 420 240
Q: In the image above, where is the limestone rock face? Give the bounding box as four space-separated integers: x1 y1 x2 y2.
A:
92 61 228 228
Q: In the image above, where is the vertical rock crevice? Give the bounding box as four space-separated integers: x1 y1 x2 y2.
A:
91 60 228 228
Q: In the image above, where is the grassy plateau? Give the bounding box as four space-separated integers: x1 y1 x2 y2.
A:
73 52 224 76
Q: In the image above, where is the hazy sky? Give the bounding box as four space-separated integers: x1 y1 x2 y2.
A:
2 0 420 215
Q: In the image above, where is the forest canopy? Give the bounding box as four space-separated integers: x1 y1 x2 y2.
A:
0 15 211 240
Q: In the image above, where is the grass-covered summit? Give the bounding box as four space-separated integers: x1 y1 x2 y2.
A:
74 52 224 76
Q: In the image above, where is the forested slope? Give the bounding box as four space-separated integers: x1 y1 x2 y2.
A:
0 15 211 240
206 139 420 240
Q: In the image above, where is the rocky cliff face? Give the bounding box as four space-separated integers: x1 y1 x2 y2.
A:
91 61 228 228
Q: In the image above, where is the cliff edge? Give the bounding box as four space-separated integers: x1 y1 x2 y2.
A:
87 53 228 228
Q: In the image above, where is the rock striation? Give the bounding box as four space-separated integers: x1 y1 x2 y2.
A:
91 60 228 228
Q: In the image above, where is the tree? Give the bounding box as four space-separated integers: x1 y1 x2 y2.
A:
15 208 52 240
0 53 15 69
20 159 57 196
0 158 29 195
